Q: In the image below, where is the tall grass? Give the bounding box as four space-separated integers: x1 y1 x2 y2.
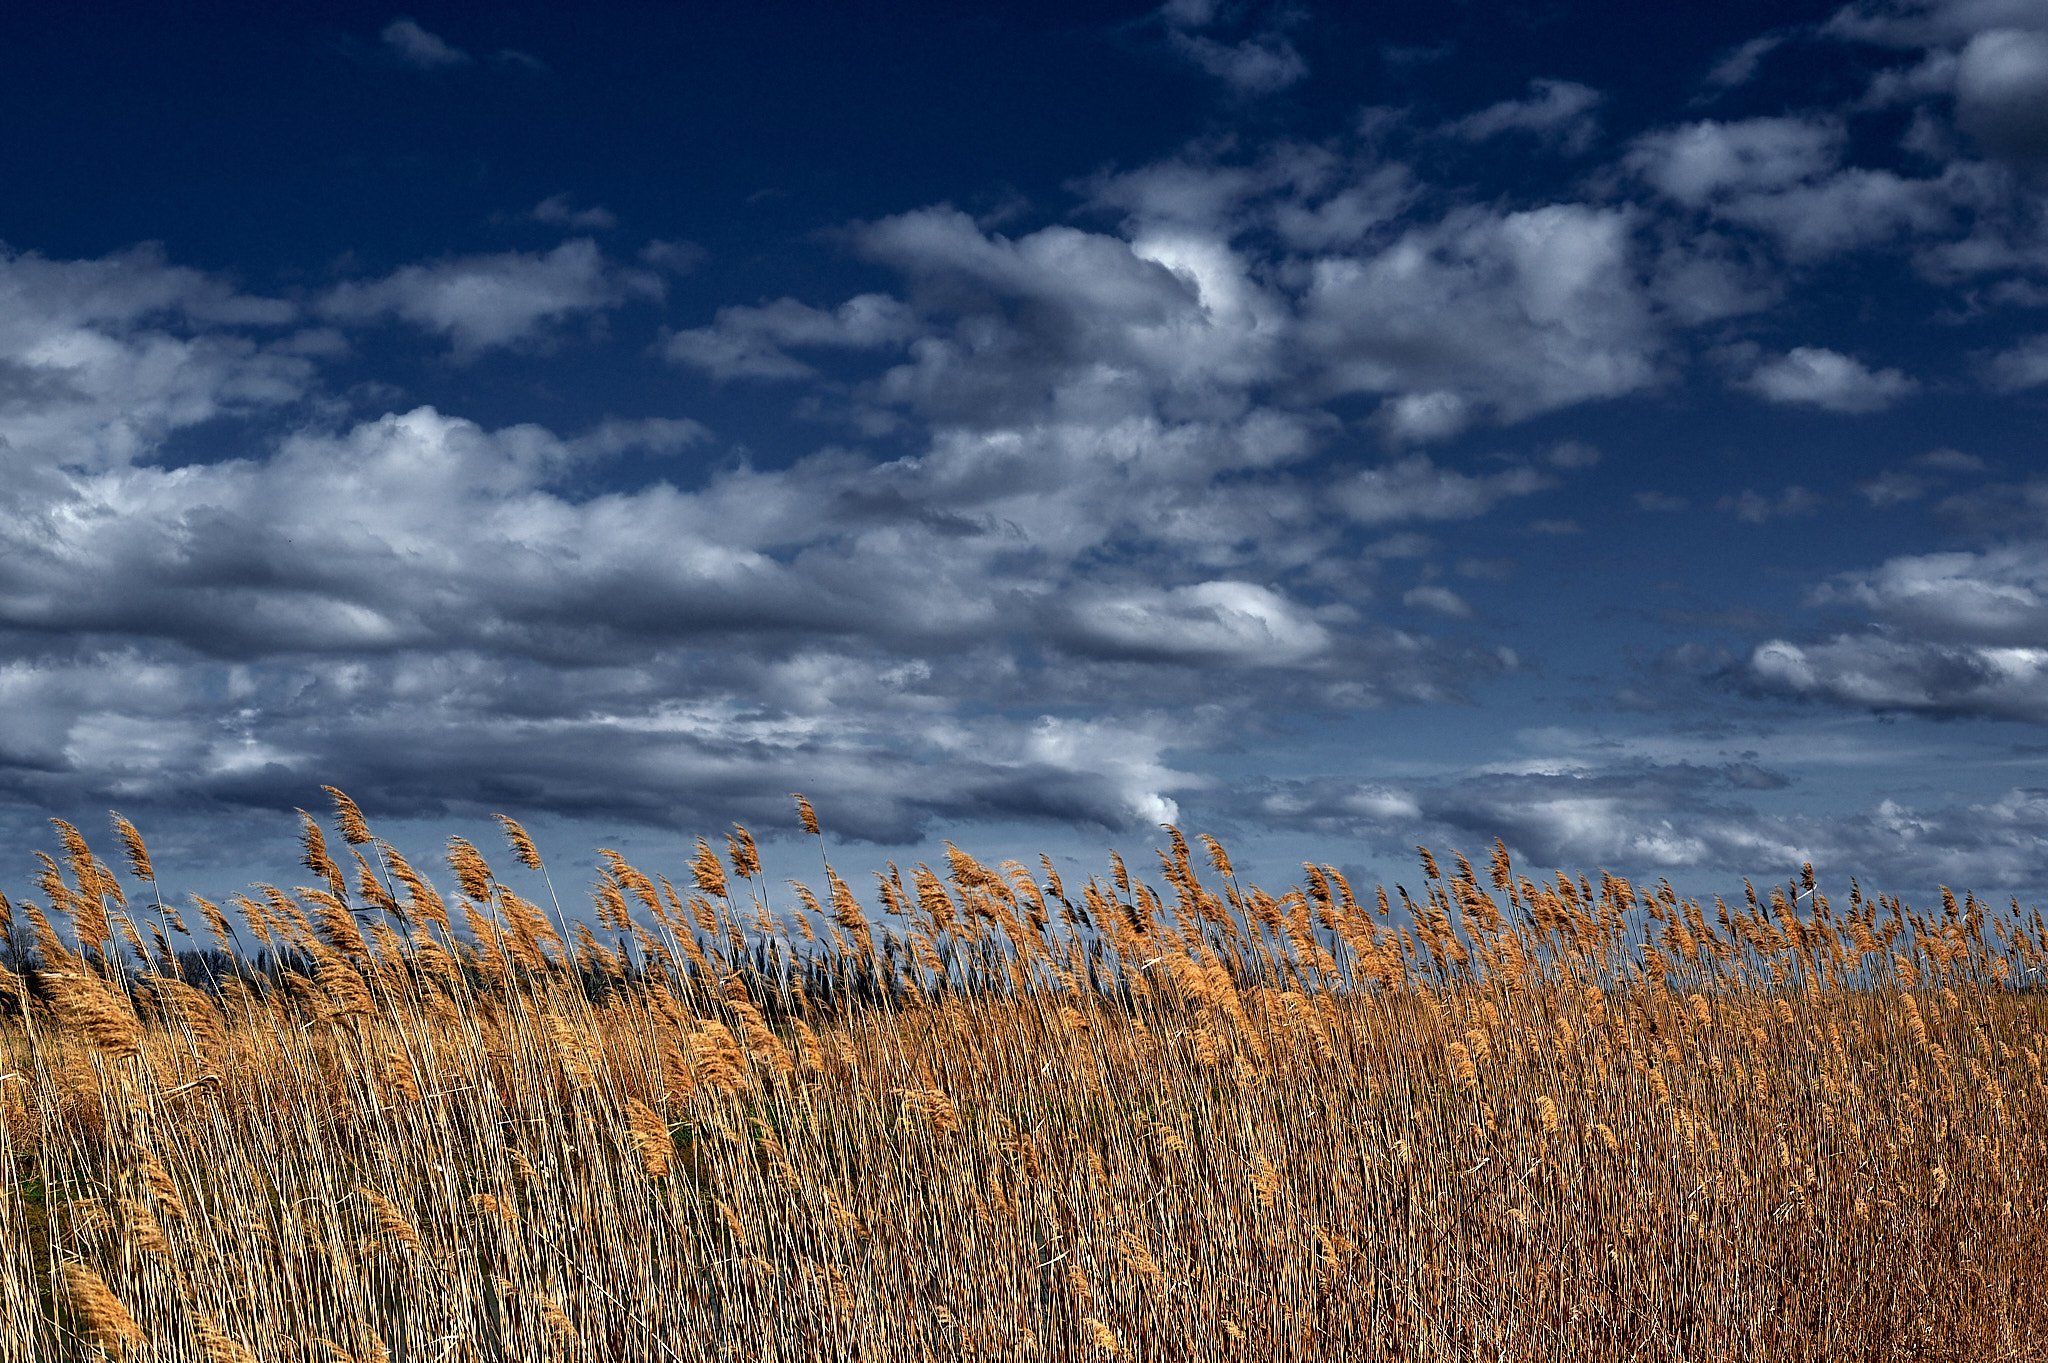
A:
2 794 2045 1360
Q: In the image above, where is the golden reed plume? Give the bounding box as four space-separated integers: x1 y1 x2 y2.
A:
0 798 2043 1361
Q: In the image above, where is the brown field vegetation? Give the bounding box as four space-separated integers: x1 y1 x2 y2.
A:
3 792 2047 1360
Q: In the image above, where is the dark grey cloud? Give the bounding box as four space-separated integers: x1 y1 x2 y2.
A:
1749 634 2048 721
1739 534 2048 723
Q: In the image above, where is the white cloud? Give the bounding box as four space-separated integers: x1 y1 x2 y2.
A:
1824 546 2048 644
1625 116 1975 260
1721 166 1972 259
1954 28 2048 162
1750 635 2048 720
320 240 660 353
381 17 471 69
1742 347 1917 412
1056 581 1331 666
1627 117 1842 207
1402 585 1473 618
0 242 309 469
1301 203 1665 429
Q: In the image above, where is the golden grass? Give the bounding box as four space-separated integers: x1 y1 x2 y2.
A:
2 797 2046 1360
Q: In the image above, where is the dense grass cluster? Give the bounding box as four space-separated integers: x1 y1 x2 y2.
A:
3 791 2046 1361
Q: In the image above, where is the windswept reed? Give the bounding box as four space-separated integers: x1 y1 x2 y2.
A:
1 795 2045 1360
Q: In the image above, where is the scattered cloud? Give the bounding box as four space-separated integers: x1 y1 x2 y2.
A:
1989 334 2048 390
1750 635 2048 722
1402 584 1473 618
13 1 2048 890
1627 117 1843 208
380 17 471 70
1742 347 1917 412
320 240 661 354
532 195 618 231
1054 581 1332 666
1953 27 2048 163
666 294 918 380
1261 756 2048 892
1720 486 1822 523
1158 1 1308 96
1704 34 1788 90
0 242 310 469
1301 204 1666 433
1448 79 1605 155
1334 457 1553 525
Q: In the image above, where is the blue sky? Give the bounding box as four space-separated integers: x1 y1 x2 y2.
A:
3 0 2047 905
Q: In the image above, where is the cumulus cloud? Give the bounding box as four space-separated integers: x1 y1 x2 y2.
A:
685 134 1806 452
1742 347 1917 411
0 399 1235 842
1627 117 1844 207
1828 4 2048 157
0 642 1204 845
1301 204 1665 431
0 242 310 469
1261 763 1803 875
1625 115 1979 259
321 240 661 354
1749 635 2048 721
1734 535 2048 724
0 370 1528 849
1823 546 2048 644
1954 27 2048 163
17 14 2048 886
1827 0 2048 49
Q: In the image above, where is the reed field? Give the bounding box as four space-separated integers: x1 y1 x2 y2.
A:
2 790 2046 1361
